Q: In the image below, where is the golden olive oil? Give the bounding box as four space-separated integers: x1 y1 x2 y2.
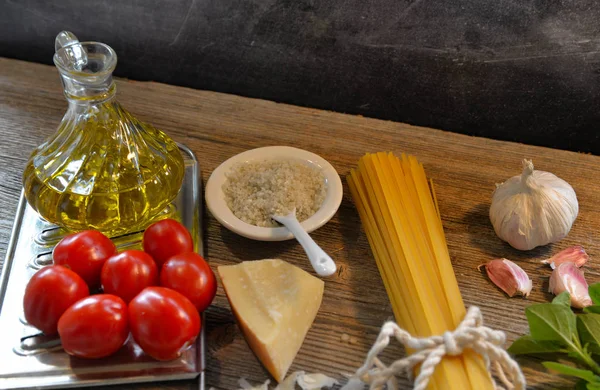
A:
23 32 185 236
23 95 184 236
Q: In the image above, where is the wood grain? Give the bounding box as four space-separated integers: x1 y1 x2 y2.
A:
1 57 597 389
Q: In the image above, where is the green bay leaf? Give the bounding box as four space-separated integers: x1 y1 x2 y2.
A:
526 303 577 345
579 379 600 390
542 362 598 382
575 379 600 390
589 283 600 306
584 306 600 314
578 314 600 355
576 379 588 390
553 292 572 306
508 335 564 355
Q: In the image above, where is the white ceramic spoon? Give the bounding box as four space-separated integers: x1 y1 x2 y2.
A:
272 209 337 277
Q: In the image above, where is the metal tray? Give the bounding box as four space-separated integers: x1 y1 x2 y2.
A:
0 144 205 389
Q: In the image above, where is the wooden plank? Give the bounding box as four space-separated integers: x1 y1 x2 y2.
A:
1 57 596 389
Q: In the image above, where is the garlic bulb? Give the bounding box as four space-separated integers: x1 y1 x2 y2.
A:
489 160 578 250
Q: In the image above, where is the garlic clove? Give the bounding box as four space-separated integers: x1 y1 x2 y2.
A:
548 262 592 309
489 159 578 251
541 246 589 269
479 258 533 297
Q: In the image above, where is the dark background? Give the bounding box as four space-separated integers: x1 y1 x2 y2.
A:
2 0 600 154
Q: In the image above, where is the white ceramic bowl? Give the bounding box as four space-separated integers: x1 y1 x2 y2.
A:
205 146 343 241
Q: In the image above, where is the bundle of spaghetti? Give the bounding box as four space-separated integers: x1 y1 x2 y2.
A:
347 152 493 390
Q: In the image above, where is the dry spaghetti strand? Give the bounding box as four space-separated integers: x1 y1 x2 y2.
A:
347 152 493 390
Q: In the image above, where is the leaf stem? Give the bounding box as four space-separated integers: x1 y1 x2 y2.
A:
571 337 600 376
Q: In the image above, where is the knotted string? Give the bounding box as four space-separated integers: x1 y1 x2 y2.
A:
341 306 526 390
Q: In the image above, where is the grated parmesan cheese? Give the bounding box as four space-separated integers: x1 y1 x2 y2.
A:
237 371 338 390
223 159 326 227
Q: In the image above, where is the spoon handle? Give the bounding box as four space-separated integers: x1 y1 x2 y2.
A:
276 215 337 277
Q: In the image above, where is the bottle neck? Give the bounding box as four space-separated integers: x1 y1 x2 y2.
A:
59 71 117 104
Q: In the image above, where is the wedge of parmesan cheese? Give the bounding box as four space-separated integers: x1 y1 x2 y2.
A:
218 259 324 382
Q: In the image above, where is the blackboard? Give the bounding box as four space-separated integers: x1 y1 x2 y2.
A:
2 0 600 153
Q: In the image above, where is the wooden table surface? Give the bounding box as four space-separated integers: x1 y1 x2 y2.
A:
1 57 598 389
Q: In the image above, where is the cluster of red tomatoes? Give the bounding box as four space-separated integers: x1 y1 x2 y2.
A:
23 219 216 361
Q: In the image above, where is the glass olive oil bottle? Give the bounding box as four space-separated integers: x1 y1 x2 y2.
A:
23 32 184 236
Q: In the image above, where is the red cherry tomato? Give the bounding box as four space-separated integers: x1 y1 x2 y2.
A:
101 250 158 303
160 252 216 312
129 287 200 361
53 230 117 288
23 265 89 335
142 219 193 267
58 294 129 359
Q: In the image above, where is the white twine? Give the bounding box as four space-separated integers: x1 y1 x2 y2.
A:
341 306 526 390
